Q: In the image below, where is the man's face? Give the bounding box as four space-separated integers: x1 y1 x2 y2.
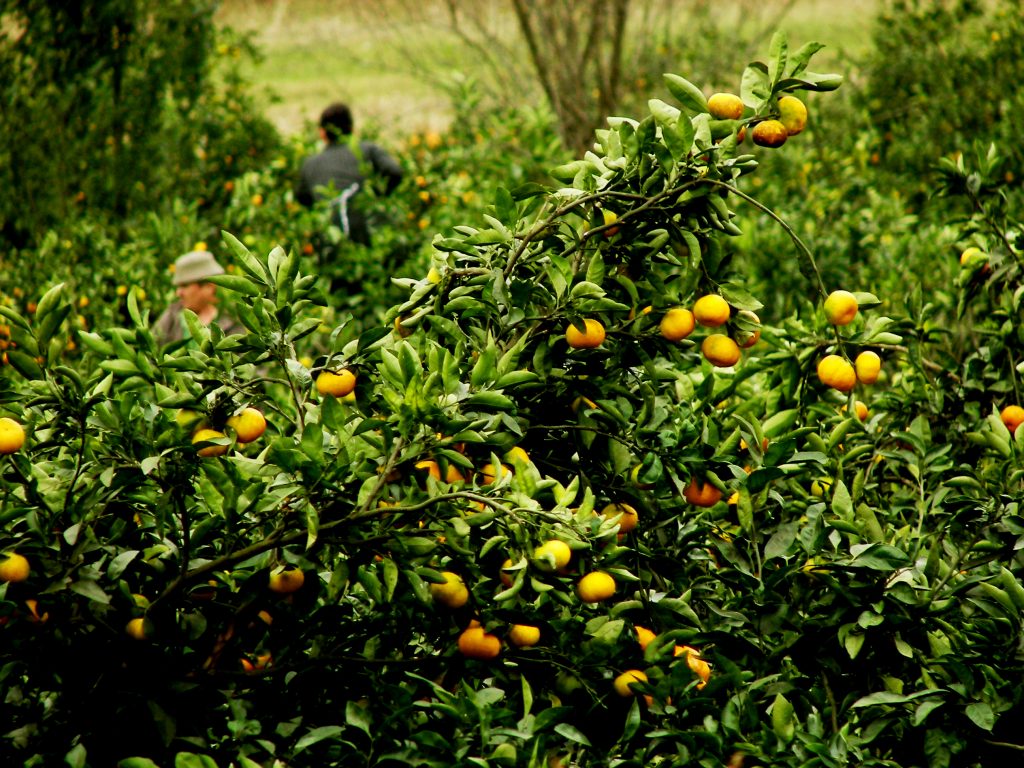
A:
176 281 217 313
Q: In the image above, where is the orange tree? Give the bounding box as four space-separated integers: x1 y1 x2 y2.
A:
3 32 1024 768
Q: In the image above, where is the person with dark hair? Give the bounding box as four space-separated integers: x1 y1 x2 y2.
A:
296 101 403 246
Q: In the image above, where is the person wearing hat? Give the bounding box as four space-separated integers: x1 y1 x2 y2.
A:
152 250 243 345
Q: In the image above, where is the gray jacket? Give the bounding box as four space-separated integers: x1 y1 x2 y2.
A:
296 140 403 245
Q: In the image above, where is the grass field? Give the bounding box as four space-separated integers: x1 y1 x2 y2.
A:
216 0 880 140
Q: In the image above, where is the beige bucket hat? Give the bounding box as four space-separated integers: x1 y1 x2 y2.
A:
172 250 225 286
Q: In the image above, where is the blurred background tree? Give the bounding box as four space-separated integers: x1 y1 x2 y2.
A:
0 0 281 247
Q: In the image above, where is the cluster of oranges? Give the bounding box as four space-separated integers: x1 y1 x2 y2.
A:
662 294 761 368
614 625 713 705
707 91 808 149
425 497 713 696
565 294 761 370
184 406 268 458
815 290 880 420
0 323 12 365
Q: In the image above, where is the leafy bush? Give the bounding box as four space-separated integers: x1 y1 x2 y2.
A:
3 25 1024 768
0 2 280 247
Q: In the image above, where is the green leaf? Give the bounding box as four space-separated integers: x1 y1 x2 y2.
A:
788 41 826 78
740 62 771 108
554 723 592 746
221 230 270 283
853 690 943 707
65 744 88 768
850 544 910 571
293 725 344 753
206 273 264 297
830 480 854 520
6 349 44 380
776 72 843 92
767 30 788 89
621 698 642 743
346 700 373 737
175 754 219 768
521 674 534 719
771 693 795 744
664 73 709 113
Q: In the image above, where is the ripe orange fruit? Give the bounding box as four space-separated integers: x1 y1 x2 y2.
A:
393 316 413 338
316 369 356 397
693 295 730 327
777 95 808 135
701 334 741 367
505 446 530 466
577 571 616 603
1001 405 1024 434
960 246 988 267
817 355 856 392
613 669 648 697
0 552 30 583
602 209 621 237
675 645 712 689
600 503 639 534
241 653 273 672
659 307 695 341
268 566 305 594
0 417 25 454
533 540 572 573
227 407 266 443
458 624 501 659
684 478 723 507
707 92 744 120
414 459 442 482
479 462 512 485
734 310 761 348
855 351 881 384
823 290 858 325
566 318 606 349
752 119 788 148
508 624 541 647
635 625 656 650
126 617 153 640
430 571 469 609
499 558 516 588
843 400 869 421
192 428 229 457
